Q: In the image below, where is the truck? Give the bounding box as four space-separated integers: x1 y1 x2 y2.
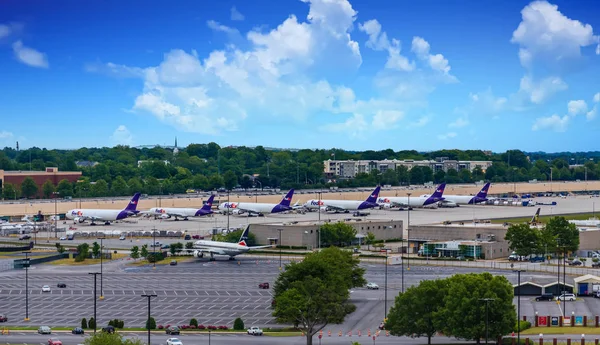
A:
247 326 263 336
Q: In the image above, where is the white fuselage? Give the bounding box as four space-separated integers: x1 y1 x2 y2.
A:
377 196 434 208
424 194 483 205
304 199 366 211
65 209 125 222
148 207 200 218
569 219 600 226
194 240 250 257
218 202 280 214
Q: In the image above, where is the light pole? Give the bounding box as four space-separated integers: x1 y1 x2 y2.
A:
384 248 388 319
209 329 212 345
514 269 526 345
89 272 101 334
23 251 31 321
53 191 60 239
407 192 411 270
141 294 157 345
479 298 495 344
152 227 157 269
278 228 283 270
227 190 230 231
97 237 105 300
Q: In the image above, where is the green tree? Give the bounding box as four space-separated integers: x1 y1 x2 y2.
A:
273 247 365 345
223 170 238 190
364 232 376 251
42 180 56 199
20 176 38 198
386 279 449 345
110 176 129 196
190 318 198 327
541 216 580 253
88 317 96 329
91 179 109 197
92 241 100 258
55 242 65 253
83 331 144 345
81 317 88 329
208 174 225 190
75 243 90 262
504 224 540 257
130 246 140 259
319 222 357 247
185 242 194 249
127 177 143 194
145 316 156 330
140 244 149 258
2 183 19 200
436 273 516 344
233 317 245 330
217 229 257 246
57 179 74 197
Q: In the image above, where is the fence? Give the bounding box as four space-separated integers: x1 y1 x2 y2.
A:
13 252 70 268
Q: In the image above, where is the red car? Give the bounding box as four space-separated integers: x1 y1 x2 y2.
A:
192 235 204 239
48 338 62 345
259 282 269 289
0 314 7 322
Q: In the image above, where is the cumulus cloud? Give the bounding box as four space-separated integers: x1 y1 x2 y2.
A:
587 106 597 121
12 40 49 68
85 62 145 78
519 75 567 104
511 1 599 69
567 100 588 116
0 131 14 139
0 22 23 39
110 125 134 146
408 116 430 128
437 132 457 140
319 113 368 139
532 114 569 132
594 92 600 103
448 116 469 128
230 6 245 21
358 19 414 71
411 36 455 79
207 20 240 35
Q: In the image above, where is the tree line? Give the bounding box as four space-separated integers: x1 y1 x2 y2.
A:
504 217 580 258
1 144 599 199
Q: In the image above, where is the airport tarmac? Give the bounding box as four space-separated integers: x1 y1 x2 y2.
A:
0 256 575 331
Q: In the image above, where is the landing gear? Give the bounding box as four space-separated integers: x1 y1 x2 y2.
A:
209 253 215 261
184 217 189 221
228 257 235 261
104 221 111 225
174 218 180 221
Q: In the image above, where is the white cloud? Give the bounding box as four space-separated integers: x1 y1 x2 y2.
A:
532 114 569 132
0 24 11 38
230 6 245 21
0 131 14 139
110 125 134 146
0 22 23 39
12 40 49 68
372 110 404 130
437 132 457 140
207 20 240 35
85 62 145 78
588 106 598 121
358 20 414 71
408 116 430 128
319 113 368 138
448 116 469 128
411 36 454 78
519 75 567 104
567 99 587 116
594 92 600 103
511 1 599 69
454 88 508 118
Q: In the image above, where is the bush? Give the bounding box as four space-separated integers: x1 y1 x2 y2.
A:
514 320 531 332
158 325 164 329
146 317 156 330
218 325 228 330
233 317 244 330
190 318 198 327
198 325 206 330
147 252 164 263
189 325 196 329
109 319 124 328
88 317 96 329
207 325 217 330
593 258 599 263
81 317 88 329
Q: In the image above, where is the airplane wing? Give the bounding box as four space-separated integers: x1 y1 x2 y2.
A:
249 245 276 250
235 207 264 216
389 201 409 207
324 205 348 212
78 215 106 221
194 247 228 256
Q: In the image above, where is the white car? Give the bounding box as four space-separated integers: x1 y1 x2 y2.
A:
59 236 67 241
42 285 51 292
247 326 263 336
366 282 379 290
119 235 126 240
558 293 576 301
166 338 183 345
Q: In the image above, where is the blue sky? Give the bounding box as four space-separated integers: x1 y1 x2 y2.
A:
1 0 599 152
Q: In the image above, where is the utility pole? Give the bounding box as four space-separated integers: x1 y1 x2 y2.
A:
407 193 411 270
89 272 101 334
384 248 388 319
141 294 157 345
97 237 105 300
278 228 283 270
479 298 495 344
227 190 230 231
514 269 526 345
23 251 31 321
152 227 157 269
53 191 60 239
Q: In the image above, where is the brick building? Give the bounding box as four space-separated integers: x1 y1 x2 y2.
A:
0 168 82 198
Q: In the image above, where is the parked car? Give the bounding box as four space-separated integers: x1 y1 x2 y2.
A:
170 260 177 266
558 293 577 301
71 327 84 335
19 234 31 240
119 235 126 240
594 291 600 298
592 262 600 268
38 326 52 334
258 282 270 289
378 321 385 330
0 314 7 322
101 326 115 334
59 236 67 241
48 338 62 345
57 283 66 288
247 326 263 336
42 285 51 292
530 256 545 263
184 235 191 240
366 282 379 290
192 235 203 239
569 260 583 266
161 244 170 249
166 326 180 335
166 338 183 345
535 293 555 301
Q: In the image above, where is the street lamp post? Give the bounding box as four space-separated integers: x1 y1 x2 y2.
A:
141 294 157 345
278 228 283 270
152 227 157 269
227 190 230 231
97 237 105 300
22 251 31 321
209 329 212 345
384 248 388 319
407 193 411 270
514 270 526 345
53 191 60 239
479 298 495 344
89 272 101 334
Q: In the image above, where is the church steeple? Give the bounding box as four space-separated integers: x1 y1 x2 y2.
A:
173 137 179 155
174 137 178 148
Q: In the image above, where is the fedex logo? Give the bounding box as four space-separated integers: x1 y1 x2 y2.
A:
155 209 166 214
310 200 324 206
284 197 291 201
224 202 238 209
377 198 390 203
71 210 83 216
130 200 137 205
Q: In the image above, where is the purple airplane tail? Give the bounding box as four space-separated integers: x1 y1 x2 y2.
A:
278 189 295 207
202 195 215 211
475 183 491 199
365 186 381 203
431 183 446 199
124 193 141 213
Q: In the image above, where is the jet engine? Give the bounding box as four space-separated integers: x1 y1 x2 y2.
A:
73 217 85 223
232 209 243 215
193 250 204 258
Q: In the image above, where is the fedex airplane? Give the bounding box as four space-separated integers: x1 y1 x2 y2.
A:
377 184 446 209
303 186 381 213
192 226 273 261
143 195 215 220
218 189 295 216
66 193 141 225
426 183 491 207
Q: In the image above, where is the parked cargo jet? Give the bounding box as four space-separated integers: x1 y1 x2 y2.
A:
192 226 273 260
426 182 491 207
144 195 215 220
66 193 141 225
218 189 295 216
303 186 381 213
377 184 446 209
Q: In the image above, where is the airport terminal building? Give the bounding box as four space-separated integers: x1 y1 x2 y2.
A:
0 168 82 198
